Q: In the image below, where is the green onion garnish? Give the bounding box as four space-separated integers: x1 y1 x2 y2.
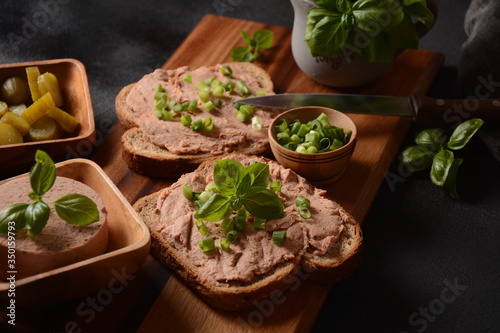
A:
220 65 233 77
251 116 262 131
253 217 266 229
220 239 230 251
236 80 249 95
182 185 193 200
270 180 281 192
195 219 208 236
198 237 215 252
226 230 239 243
183 74 192 83
272 230 286 244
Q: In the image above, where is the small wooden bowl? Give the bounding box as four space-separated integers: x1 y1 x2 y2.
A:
0 58 95 176
0 159 151 308
268 106 357 185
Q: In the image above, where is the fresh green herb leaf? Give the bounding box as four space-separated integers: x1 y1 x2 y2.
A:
447 118 484 150
30 149 56 197
241 188 284 220
196 193 232 222
430 148 454 187
415 128 447 152
400 145 435 172
443 158 463 200
25 201 50 237
213 159 245 196
53 193 100 226
245 162 270 188
0 203 29 234
230 29 274 62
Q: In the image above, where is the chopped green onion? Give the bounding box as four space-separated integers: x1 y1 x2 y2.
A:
251 116 262 131
169 99 183 113
213 85 225 98
276 119 288 133
307 146 318 154
234 209 247 231
203 101 215 112
236 109 249 123
253 217 266 229
181 114 192 127
203 117 214 131
195 219 209 236
298 206 312 219
198 191 213 201
156 83 164 92
187 100 197 111
198 89 210 102
296 145 307 154
220 65 233 77
154 91 168 101
205 182 218 193
220 217 235 235
236 80 249 95
295 195 310 208
256 90 267 96
226 230 239 243
272 230 286 244
182 185 193 200
161 110 173 121
183 74 192 83
198 237 215 253
220 239 230 251
223 81 236 93
191 119 203 131
214 98 222 108
155 99 167 111
211 78 223 88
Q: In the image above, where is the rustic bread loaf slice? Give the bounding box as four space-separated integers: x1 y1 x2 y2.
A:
133 154 363 311
116 63 278 178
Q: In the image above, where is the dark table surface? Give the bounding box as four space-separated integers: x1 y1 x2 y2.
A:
1 1 499 332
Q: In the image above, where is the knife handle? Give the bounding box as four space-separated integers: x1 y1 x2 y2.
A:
415 93 500 126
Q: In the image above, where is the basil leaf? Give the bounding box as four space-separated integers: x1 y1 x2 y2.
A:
241 188 284 220
245 162 269 188
352 0 404 31
443 158 463 200
403 1 435 31
240 30 252 46
312 0 338 11
400 146 435 172
54 194 100 226
305 7 345 57
336 0 352 13
196 193 232 222
25 201 50 237
415 128 447 152
387 13 419 49
230 46 253 62
236 172 253 197
253 29 273 50
430 149 454 186
0 203 29 234
213 159 245 196
447 118 484 150
30 150 56 197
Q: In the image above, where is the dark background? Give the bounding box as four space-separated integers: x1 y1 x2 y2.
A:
1 0 499 332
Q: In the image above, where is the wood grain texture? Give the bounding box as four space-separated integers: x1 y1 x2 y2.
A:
94 14 444 333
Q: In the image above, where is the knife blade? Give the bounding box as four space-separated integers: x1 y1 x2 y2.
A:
237 93 500 123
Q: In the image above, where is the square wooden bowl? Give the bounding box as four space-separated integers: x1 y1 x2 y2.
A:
0 58 96 176
0 159 150 308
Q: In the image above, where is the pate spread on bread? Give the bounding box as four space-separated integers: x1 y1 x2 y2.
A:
116 63 280 177
0 176 108 279
134 154 363 311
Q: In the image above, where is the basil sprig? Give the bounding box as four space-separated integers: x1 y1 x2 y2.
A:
305 0 434 63
195 159 284 222
0 150 100 236
230 29 274 62
400 119 484 199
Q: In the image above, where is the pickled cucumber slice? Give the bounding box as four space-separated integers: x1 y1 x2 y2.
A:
46 106 79 133
9 104 27 116
0 123 23 145
26 66 41 102
21 92 55 125
0 101 8 117
29 115 63 141
1 76 31 105
37 72 63 107
0 111 30 136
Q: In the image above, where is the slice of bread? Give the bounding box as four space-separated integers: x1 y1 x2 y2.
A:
133 154 363 311
116 63 278 178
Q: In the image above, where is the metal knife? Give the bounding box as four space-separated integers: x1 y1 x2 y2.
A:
237 93 500 123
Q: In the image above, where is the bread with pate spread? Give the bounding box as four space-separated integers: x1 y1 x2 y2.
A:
133 154 363 311
116 62 280 178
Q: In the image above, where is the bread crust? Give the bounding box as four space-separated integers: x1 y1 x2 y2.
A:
133 155 363 311
116 63 276 178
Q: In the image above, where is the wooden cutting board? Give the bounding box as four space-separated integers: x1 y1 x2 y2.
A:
93 14 444 333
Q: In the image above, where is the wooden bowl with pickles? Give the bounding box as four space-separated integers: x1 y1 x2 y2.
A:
0 59 95 176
